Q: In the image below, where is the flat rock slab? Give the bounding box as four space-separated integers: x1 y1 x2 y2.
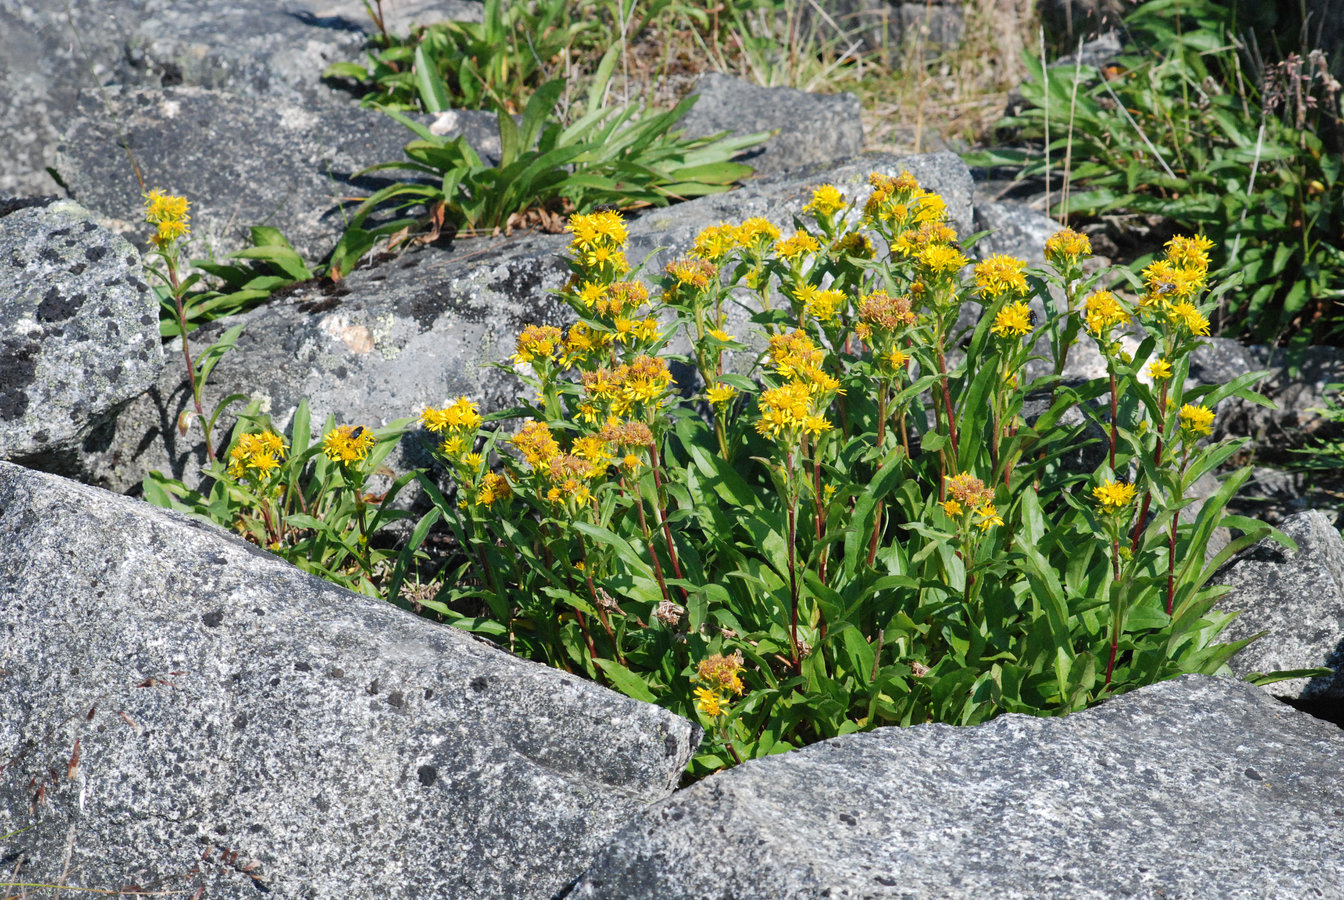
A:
567 675 1344 900
81 151 974 494
0 460 697 899
1218 509 1344 702
0 0 482 197
0 197 162 462
56 85 498 262
679 72 864 177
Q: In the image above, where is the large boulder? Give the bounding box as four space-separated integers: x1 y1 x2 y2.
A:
55 85 498 262
0 459 697 899
0 0 482 198
0 197 163 470
79 151 975 495
677 72 865 178
1216 509 1344 704
566 675 1344 899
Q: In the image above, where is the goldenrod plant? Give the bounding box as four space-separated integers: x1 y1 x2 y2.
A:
145 172 1313 774
144 399 420 598
400 173 1301 773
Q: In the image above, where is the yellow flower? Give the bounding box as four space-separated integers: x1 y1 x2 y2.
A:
476 472 511 508
511 421 561 468
974 255 1029 298
143 188 190 224
421 396 482 432
947 473 993 509
942 499 963 517
1083 290 1130 336
777 230 822 261
803 287 845 323
917 243 968 275
707 329 734 342
692 223 738 262
693 687 726 718
697 650 745 695
322 424 375 464
883 348 908 371
567 210 627 253
512 324 564 366
706 383 737 405
1146 358 1173 381
1044 227 1092 268
1178 403 1214 437
1164 234 1213 273
991 301 1034 338
665 257 718 290
802 184 846 217
736 217 780 251
975 504 1004 531
1092 479 1137 512
1167 301 1210 337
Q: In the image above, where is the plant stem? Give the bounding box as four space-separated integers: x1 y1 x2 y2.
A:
648 442 685 587
785 448 802 677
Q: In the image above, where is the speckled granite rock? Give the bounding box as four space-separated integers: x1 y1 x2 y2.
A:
56 85 499 262
78 151 974 495
0 0 483 197
0 460 697 899
678 72 864 178
1217 509 1344 702
566 675 1344 900
0 197 163 468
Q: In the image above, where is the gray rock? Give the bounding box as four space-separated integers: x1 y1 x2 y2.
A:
567 675 1344 900
1216 344 1344 461
80 151 975 495
0 198 163 467
0 459 697 899
678 72 864 178
1216 509 1344 702
0 0 482 197
56 85 498 262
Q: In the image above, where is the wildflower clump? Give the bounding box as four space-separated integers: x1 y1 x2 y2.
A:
400 174 1276 778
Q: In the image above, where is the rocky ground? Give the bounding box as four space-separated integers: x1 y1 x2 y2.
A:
2 2 1343 898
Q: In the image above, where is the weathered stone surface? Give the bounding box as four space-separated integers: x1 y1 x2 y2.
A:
1216 344 1344 461
0 0 482 198
0 198 163 465
1217 510 1344 702
56 85 498 262
567 675 1344 899
678 72 864 178
80 152 974 495
0 460 697 899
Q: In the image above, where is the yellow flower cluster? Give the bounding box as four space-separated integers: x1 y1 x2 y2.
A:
421 396 483 459
974 255 1029 299
581 355 675 419
476 472 511 508
694 650 745 717
1138 235 1214 332
143 189 190 249
1178 403 1214 438
1083 290 1130 338
512 324 564 367
1092 478 1137 512
665 257 718 291
991 301 1034 339
777 230 822 262
511 420 561 468
792 283 846 322
943 473 1002 531
322 424 375 465
1043 227 1092 268
567 210 628 272
226 430 286 481
803 184 846 218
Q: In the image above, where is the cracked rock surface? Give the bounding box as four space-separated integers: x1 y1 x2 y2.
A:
0 460 697 899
